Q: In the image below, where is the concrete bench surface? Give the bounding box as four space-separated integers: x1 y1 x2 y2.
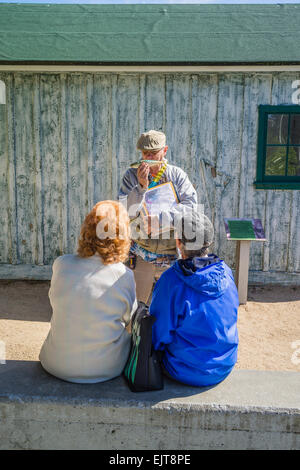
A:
0 360 299 450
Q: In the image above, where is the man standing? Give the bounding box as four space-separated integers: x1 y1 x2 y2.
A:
119 130 197 304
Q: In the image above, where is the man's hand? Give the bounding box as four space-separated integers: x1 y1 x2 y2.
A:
143 215 160 236
137 162 149 189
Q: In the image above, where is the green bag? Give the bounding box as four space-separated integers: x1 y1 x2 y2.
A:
123 301 164 392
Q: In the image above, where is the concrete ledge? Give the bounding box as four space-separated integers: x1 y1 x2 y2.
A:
0 361 299 450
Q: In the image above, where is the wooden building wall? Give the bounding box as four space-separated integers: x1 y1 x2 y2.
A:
0 71 299 283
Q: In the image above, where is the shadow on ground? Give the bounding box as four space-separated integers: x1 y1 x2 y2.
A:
0 280 51 321
0 359 217 404
1 281 299 323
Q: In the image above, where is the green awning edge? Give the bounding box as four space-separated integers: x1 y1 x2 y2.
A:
1 4 300 64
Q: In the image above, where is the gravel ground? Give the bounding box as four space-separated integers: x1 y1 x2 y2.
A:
0 280 299 371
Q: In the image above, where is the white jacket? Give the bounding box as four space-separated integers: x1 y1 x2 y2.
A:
39 253 137 383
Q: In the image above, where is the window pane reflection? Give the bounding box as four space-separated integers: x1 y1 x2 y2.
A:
267 114 288 145
289 114 300 145
287 147 300 176
265 146 287 175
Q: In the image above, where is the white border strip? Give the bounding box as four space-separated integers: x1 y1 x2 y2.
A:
0 65 300 73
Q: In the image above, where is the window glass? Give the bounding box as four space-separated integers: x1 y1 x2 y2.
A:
287 147 300 176
289 114 300 145
265 146 287 176
267 114 288 145
256 106 300 188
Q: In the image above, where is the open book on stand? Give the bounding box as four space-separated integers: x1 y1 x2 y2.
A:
141 181 179 236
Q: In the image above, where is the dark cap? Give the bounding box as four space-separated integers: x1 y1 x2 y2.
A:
175 209 214 251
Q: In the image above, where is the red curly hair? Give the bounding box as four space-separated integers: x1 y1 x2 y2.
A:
77 200 131 265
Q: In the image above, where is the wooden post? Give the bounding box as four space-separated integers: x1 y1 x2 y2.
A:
235 240 251 305
224 218 266 305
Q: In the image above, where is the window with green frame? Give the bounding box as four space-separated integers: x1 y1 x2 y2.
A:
255 105 300 189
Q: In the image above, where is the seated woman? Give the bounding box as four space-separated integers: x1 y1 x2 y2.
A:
39 201 137 383
149 211 239 387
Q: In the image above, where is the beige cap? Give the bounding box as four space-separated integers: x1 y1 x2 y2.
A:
137 130 166 151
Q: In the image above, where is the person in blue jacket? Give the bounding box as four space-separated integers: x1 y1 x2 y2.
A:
149 211 239 387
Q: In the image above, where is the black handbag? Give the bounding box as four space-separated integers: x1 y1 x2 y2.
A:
123 301 164 392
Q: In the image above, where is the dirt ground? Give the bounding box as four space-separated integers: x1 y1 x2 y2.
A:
0 280 299 371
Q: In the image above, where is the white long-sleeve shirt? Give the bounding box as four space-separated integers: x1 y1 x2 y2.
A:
39 253 137 383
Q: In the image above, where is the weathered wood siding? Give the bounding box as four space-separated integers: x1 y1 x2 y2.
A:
0 71 299 281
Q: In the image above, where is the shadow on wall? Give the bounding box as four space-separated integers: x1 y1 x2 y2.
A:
247 285 300 303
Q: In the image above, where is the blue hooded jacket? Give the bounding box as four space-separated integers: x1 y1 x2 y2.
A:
149 254 239 387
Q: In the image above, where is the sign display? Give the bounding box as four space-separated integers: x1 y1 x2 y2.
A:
224 218 266 241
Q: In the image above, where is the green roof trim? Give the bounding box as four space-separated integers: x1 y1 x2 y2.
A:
1 4 300 64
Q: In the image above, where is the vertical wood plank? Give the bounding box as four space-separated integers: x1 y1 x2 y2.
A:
138 73 146 139
86 73 94 211
5 73 18 264
33 75 43 265
39 74 63 264
65 73 88 254
143 74 165 133
90 74 113 205
114 74 139 198
285 77 300 273
165 74 191 172
265 73 294 272
191 73 218 224
14 74 40 264
60 73 68 255
288 190 300 272
239 73 272 271
214 74 245 267
110 74 117 200
0 73 10 262
138 73 165 165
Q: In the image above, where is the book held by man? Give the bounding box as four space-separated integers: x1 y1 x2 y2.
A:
141 181 179 235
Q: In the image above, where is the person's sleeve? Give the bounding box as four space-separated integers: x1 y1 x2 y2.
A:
48 257 61 304
149 274 178 351
118 169 148 220
159 168 198 228
121 269 138 327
